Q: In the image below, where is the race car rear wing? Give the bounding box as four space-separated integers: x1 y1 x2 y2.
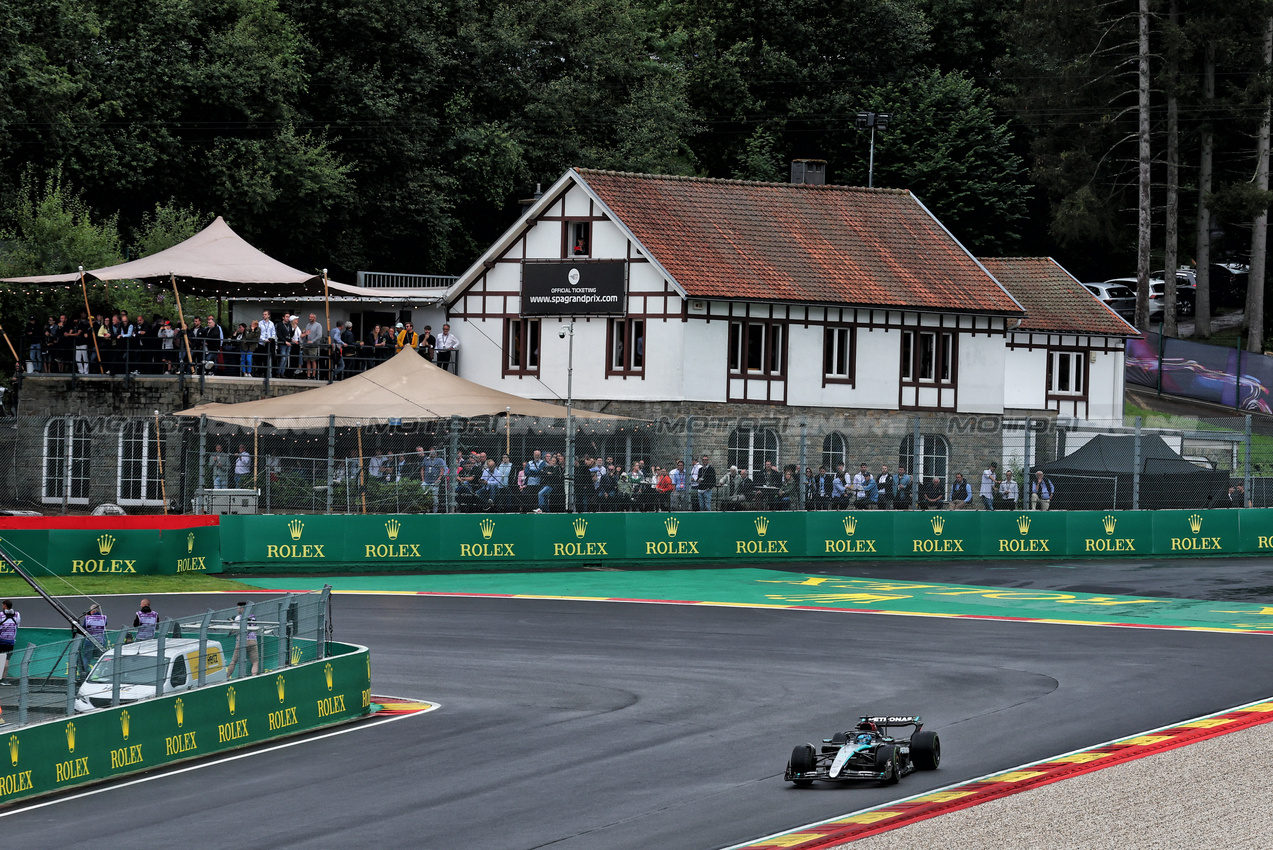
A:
859 715 923 730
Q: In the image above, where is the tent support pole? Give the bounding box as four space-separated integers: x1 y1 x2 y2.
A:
253 420 260 491
82 269 105 373
323 269 332 385
171 273 194 374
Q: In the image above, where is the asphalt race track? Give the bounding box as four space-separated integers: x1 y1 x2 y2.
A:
2 560 1273 849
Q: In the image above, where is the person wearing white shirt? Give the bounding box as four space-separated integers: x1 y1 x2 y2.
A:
980 462 998 511
435 323 460 372
258 310 277 375
1000 470 1019 510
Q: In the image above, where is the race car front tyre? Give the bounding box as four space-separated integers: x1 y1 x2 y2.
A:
911 731 941 770
823 731 848 754
876 745 900 785
789 744 816 786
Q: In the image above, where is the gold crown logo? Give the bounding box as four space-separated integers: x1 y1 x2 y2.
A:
1188 513 1203 534
754 516 769 536
8 735 17 767
187 531 195 553
227 686 236 715
97 534 115 555
1102 514 1117 535
930 515 945 535
325 662 334 691
66 722 75 753
480 518 495 540
573 517 588 539
175 697 184 728
1016 515 1031 535
121 710 130 741
290 645 303 665
385 519 401 540
288 519 304 541
843 515 857 536
277 675 286 704
665 517 679 538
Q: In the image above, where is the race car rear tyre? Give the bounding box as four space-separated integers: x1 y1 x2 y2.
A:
876 745 900 785
911 731 941 770
789 744 816 787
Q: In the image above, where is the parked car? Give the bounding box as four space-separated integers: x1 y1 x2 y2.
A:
1104 276 1195 322
1083 282 1137 318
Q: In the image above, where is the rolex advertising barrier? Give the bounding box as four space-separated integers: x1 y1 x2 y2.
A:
0 516 222 576
218 509 1272 572
0 642 371 805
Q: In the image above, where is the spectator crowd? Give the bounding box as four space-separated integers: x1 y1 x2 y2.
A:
22 310 459 379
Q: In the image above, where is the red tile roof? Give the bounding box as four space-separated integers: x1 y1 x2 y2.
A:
575 169 1024 315
978 257 1139 337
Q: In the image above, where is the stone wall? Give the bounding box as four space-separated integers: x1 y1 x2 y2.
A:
15 374 311 419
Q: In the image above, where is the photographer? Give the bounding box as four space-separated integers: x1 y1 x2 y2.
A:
0 601 18 683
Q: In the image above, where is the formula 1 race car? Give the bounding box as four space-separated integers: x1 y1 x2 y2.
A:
785 715 940 787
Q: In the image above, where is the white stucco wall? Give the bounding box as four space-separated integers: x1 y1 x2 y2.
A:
957 336 1007 413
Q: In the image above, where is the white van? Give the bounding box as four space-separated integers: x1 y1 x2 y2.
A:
75 638 227 712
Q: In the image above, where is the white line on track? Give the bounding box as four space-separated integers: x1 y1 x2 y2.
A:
0 696 440 819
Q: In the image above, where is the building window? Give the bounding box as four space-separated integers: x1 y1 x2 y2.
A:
118 420 164 506
728 427 780 474
1048 350 1086 397
504 319 540 376
901 329 955 384
43 418 91 504
607 318 645 377
900 434 950 484
823 326 855 384
728 321 784 376
822 432 848 471
568 221 591 257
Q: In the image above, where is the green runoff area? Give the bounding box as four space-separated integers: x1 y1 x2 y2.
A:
240 567 1273 634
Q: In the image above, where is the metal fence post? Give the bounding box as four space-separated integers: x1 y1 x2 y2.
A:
18 645 33 725
198 611 212 687
1023 416 1033 507
797 417 807 511
448 416 460 514
684 416 695 479
276 599 288 671
1132 416 1143 511
327 415 336 514
67 637 82 716
110 637 124 707
154 628 167 698
317 586 332 660
198 414 207 499
1244 414 1253 503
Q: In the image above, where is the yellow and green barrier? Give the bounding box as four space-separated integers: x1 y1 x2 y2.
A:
218 508 1273 572
0 517 222 576
0 642 371 805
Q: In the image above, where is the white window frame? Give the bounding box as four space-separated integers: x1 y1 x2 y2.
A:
1048 350 1086 397
117 420 164 507
822 432 848 471
728 321 785 377
728 427 780 474
42 418 91 505
900 433 951 483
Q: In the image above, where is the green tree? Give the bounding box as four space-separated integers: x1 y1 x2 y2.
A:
826 71 1029 254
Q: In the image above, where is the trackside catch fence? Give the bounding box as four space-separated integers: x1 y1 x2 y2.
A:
1 589 330 728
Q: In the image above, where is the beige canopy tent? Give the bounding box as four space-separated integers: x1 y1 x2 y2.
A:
0 216 332 297
175 347 629 428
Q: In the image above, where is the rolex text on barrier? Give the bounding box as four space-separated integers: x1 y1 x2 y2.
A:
219 510 1273 572
0 519 222 576
0 644 371 806
806 512 895 557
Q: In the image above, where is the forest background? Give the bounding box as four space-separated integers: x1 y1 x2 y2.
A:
2 0 1272 347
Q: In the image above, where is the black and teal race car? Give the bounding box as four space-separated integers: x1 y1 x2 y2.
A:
785 715 941 787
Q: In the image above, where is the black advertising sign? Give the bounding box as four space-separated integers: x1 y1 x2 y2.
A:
521 262 626 316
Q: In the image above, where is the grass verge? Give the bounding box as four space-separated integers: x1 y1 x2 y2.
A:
0 574 257 599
